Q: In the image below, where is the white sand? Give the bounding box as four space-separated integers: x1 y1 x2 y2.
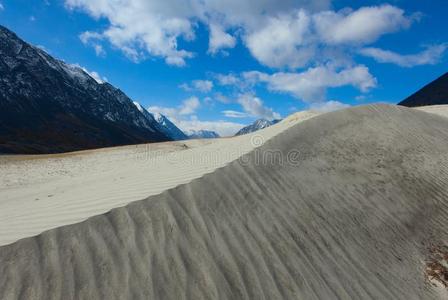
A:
0 111 317 246
1 104 448 299
415 104 448 118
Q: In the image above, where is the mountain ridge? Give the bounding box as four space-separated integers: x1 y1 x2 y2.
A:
399 72 448 107
152 112 189 140
235 118 281 136
187 129 220 139
0 25 170 154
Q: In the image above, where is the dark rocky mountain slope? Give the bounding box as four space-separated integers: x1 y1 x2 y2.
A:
0 25 170 154
133 102 188 141
399 72 448 107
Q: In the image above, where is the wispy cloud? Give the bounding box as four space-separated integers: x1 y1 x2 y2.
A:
222 110 249 118
309 100 350 112
79 31 106 57
359 44 447 67
215 74 239 86
242 65 376 103
148 96 200 119
180 80 213 93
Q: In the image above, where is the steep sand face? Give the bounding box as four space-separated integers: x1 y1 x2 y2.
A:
0 111 317 246
1 104 448 299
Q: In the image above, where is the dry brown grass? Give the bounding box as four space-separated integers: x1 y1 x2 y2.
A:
426 245 448 288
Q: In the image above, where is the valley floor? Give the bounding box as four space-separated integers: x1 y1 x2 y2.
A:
0 111 317 246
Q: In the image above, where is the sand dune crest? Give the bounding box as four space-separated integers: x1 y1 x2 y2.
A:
1 104 448 299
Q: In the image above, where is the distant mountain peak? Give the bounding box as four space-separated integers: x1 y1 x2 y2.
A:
137 105 188 141
235 118 281 136
152 112 163 122
187 129 220 139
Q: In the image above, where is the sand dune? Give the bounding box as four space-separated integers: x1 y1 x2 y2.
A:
1 104 448 299
0 111 317 246
416 104 448 119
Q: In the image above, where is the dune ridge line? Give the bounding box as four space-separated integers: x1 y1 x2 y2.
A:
1 104 448 299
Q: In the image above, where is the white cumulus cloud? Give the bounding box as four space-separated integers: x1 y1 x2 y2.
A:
313 5 414 45
66 0 196 66
64 1 421 69
179 96 201 115
245 10 313 69
243 65 376 102
237 93 281 120
208 24 236 54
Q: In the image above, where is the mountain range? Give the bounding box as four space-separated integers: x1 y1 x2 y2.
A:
235 118 281 136
187 130 220 139
134 102 219 140
0 25 172 154
1 23 447 154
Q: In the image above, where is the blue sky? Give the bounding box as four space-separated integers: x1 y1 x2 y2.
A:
0 0 447 135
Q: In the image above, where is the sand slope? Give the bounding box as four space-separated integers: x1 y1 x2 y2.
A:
416 104 448 119
1 104 448 299
0 111 317 246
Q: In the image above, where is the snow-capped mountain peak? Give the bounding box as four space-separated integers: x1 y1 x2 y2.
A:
153 112 162 121
187 130 220 139
235 118 281 136
135 104 188 141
